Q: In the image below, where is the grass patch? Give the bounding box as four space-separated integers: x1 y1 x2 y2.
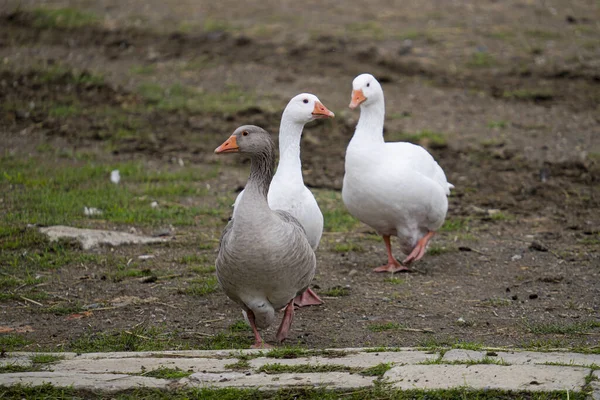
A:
31 354 64 364
480 297 512 307
224 359 251 370
229 320 251 332
427 245 455 256
138 82 259 114
314 190 360 233
322 287 350 297
0 334 32 351
523 320 600 335
129 65 156 75
0 384 589 399
32 7 98 29
0 364 42 373
68 326 189 353
467 52 496 68
182 275 219 296
360 362 392 377
266 347 308 359
143 366 192 379
388 130 448 149
368 322 403 332
333 242 364 253
257 363 356 374
440 217 469 232
525 30 562 40
487 120 509 129
384 277 405 285
203 18 238 33
197 332 253 350
43 302 85 316
445 356 510 366
0 156 222 227
48 104 81 118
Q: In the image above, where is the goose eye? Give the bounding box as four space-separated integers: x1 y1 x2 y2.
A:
242 131 249 136
303 99 309 104
366 83 370 87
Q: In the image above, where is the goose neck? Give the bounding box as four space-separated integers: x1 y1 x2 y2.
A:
275 116 304 183
353 101 385 144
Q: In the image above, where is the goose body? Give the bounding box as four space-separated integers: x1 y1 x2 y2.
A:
215 125 317 347
343 74 453 272
233 94 334 306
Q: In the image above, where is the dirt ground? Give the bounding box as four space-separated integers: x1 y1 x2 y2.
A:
0 1 599 352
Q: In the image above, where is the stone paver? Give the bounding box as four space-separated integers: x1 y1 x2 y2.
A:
52 357 231 374
442 349 600 367
0 372 169 392
249 350 438 369
184 371 376 389
385 364 589 391
40 226 169 250
0 348 596 394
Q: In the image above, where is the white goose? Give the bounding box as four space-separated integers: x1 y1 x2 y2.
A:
342 73 453 273
233 93 334 305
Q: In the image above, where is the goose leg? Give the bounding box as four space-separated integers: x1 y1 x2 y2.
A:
373 235 411 273
293 288 324 307
246 309 272 349
403 231 435 264
275 299 295 343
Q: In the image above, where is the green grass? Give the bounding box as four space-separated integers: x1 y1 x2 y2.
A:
32 7 98 29
0 156 222 227
229 320 251 332
467 52 496 68
523 320 600 335
387 130 448 149
197 332 253 350
322 287 350 297
31 354 64 364
143 366 192 379
266 347 308 359
182 275 219 296
2 383 587 400
427 245 455 256
257 363 356 374
384 277 405 285
440 217 469 232
68 326 190 353
314 190 360 233
129 65 157 75
224 359 251 370
137 82 260 114
48 104 82 118
43 303 85 316
203 18 239 33
360 362 392 377
0 334 32 351
0 364 41 373
487 120 509 129
525 30 562 40
480 297 512 307
367 322 403 332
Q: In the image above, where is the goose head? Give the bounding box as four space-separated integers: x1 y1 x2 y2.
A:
283 93 335 124
349 73 383 110
214 125 274 156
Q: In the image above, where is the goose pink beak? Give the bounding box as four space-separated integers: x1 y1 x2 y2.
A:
312 101 335 119
349 89 366 109
215 135 239 154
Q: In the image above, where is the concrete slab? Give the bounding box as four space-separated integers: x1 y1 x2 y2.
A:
442 349 600 368
249 351 439 369
0 372 169 392
52 357 231 374
184 372 376 390
385 364 589 391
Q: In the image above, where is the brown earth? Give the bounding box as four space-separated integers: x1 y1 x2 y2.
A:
0 1 598 351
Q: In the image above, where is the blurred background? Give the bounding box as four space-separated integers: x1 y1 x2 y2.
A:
0 0 598 352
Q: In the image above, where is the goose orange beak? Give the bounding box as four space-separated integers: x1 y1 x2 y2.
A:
349 89 366 109
215 135 239 154
311 101 335 119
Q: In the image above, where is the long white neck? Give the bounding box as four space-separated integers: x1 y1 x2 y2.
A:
273 112 305 184
351 99 385 146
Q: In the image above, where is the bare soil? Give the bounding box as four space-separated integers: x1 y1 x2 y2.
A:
0 1 598 351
